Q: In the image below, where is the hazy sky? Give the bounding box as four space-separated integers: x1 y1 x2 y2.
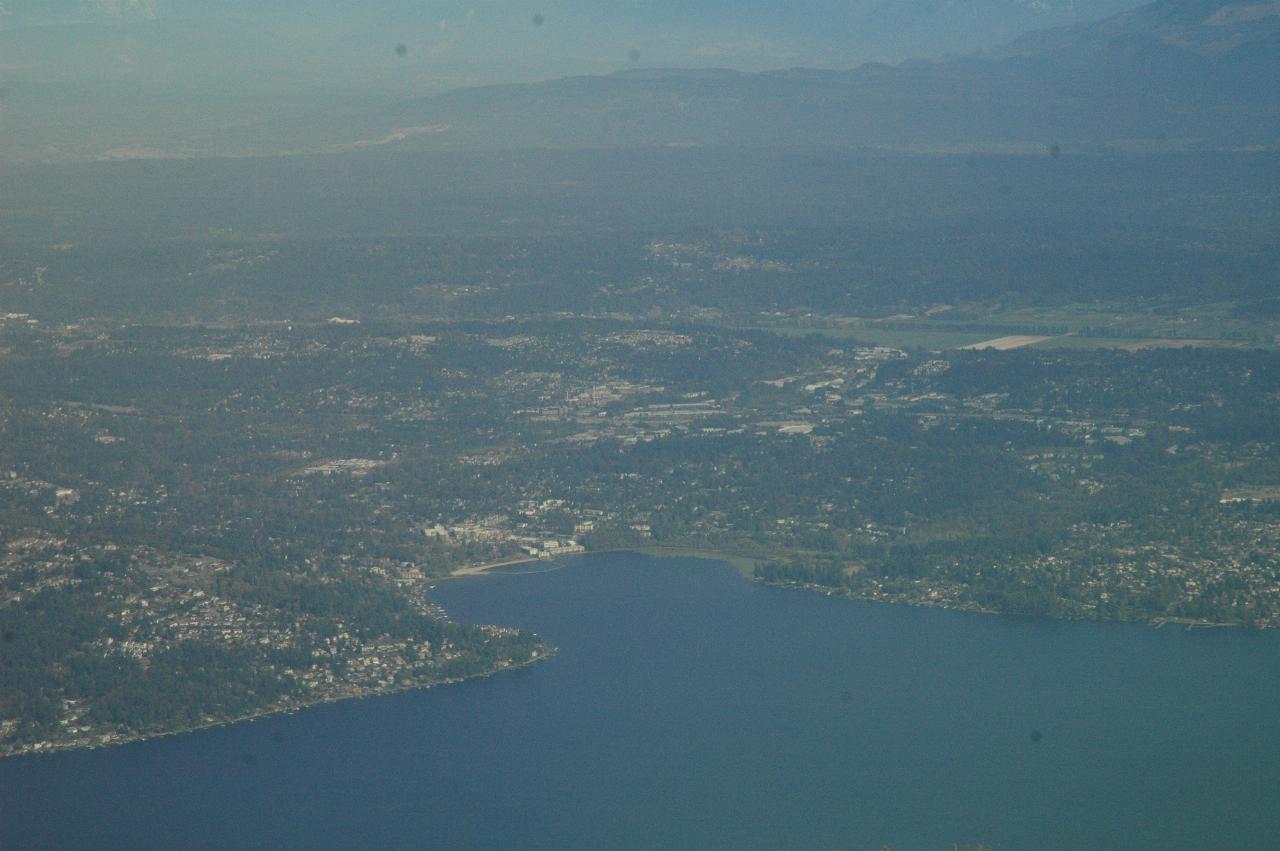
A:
1 1 1146 71
0 0 1159 162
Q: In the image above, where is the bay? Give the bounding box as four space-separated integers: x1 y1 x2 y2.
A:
3 552 1280 849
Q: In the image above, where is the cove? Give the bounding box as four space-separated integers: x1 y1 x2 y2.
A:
3 552 1280 849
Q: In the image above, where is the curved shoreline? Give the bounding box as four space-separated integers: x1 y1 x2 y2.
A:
2 649 556 761
448 545 1246 630
9 546 1246 759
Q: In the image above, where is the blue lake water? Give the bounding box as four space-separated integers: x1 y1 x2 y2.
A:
4 552 1280 849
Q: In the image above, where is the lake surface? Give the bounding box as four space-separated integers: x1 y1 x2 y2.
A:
4 552 1280 849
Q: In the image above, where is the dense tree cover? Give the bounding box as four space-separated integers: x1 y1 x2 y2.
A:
0 548 545 749
2 317 1279 752
2 141 1276 757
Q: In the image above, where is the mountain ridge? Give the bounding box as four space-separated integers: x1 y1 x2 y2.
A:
2 0 1273 161
355 0 1277 153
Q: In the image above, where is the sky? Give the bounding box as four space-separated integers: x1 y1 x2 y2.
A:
0 0 1154 162
1 1 1146 70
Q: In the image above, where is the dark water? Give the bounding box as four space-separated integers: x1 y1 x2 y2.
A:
4 553 1280 849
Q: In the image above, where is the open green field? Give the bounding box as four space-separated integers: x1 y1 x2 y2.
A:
737 301 1278 352
745 325 995 351
1032 336 1260 350
631 546 763 578
1221 486 1280 504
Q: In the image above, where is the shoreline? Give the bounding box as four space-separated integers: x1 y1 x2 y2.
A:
448 546 1248 630
758 578 1245 631
9 547 1248 759
1 649 556 762
448 554 544 577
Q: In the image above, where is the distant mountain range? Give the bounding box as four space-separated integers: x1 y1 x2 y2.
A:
998 0 1280 56
354 0 1278 153
0 0 1273 160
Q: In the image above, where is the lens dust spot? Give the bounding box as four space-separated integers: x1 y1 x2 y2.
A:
395 43 408 57
628 49 642 62
1049 144 1062 158
1030 729 1043 743
532 13 545 26
1 630 14 642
